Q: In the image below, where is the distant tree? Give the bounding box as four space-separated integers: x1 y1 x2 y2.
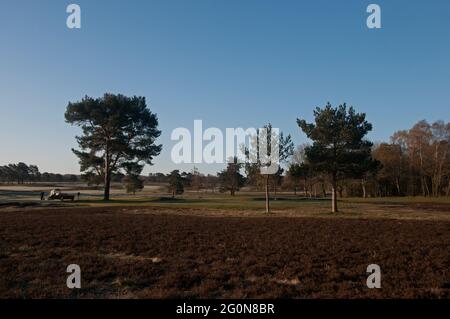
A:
181 171 192 188
297 102 375 212
66 174 78 183
0 166 80 184
110 173 125 183
55 174 64 183
28 165 41 182
122 162 144 195
2 162 32 184
65 93 162 200
244 162 260 188
204 174 219 193
123 175 144 195
218 157 245 196
270 167 284 200
390 120 450 197
81 172 102 186
0 167 5 183
148 172 167 183
356 155 381 198
372 143 404 196
288 162 312 196
168 170 184 198
429 121 450 196
191 166 203 192
245 124 294 213
0 166 15 183
41 172 51 182
15 162 29 184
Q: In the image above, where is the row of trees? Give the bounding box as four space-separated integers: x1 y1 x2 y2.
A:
3 93 447 214
161 106 374 214
286 120 450 200
149 169 220 193
204 106 450 212
165 164 244 198
0 163 40 184
61 93 448 212
388 120 450 197
0 163 79 184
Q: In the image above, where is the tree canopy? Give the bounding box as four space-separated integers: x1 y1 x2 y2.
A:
297 102 376 212
65 93 162 200
168 170 184 198
244 124 294 212
218 157 245 196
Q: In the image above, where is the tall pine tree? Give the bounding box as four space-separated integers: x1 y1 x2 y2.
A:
297 103 376 212
65 93 162 200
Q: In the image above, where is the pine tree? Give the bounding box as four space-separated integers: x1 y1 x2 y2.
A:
297 102 376 212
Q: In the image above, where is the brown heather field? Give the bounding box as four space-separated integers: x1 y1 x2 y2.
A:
0 199 449 299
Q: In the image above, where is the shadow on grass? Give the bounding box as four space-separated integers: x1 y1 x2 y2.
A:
251 196 330 202
77 196 197 205
74 196 334 207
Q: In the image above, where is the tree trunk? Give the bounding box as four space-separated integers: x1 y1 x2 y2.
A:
395 177 401 196
104 149 111 201
104 171 111 201
303 179 307 197
425 177 430 197
331 177 338 213
361 179 367 198
265 175 270 213
421 177 426 197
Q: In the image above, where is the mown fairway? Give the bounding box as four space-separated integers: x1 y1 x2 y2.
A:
0 200 449 298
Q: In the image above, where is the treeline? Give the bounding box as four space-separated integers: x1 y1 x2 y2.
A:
149 168 220 193
375 120 450 197
162 167 244 198
3 120 448 200
0 162 80 184
286 120 450 198
150 119 450 199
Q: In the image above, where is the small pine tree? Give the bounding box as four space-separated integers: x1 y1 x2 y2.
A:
168 170 184 198
122 162 144 195
218 157 245 196
123 175 144 195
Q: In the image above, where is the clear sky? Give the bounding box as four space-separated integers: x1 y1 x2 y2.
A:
0 0 449 175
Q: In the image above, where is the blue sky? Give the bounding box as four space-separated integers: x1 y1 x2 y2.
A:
0 0 449 174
